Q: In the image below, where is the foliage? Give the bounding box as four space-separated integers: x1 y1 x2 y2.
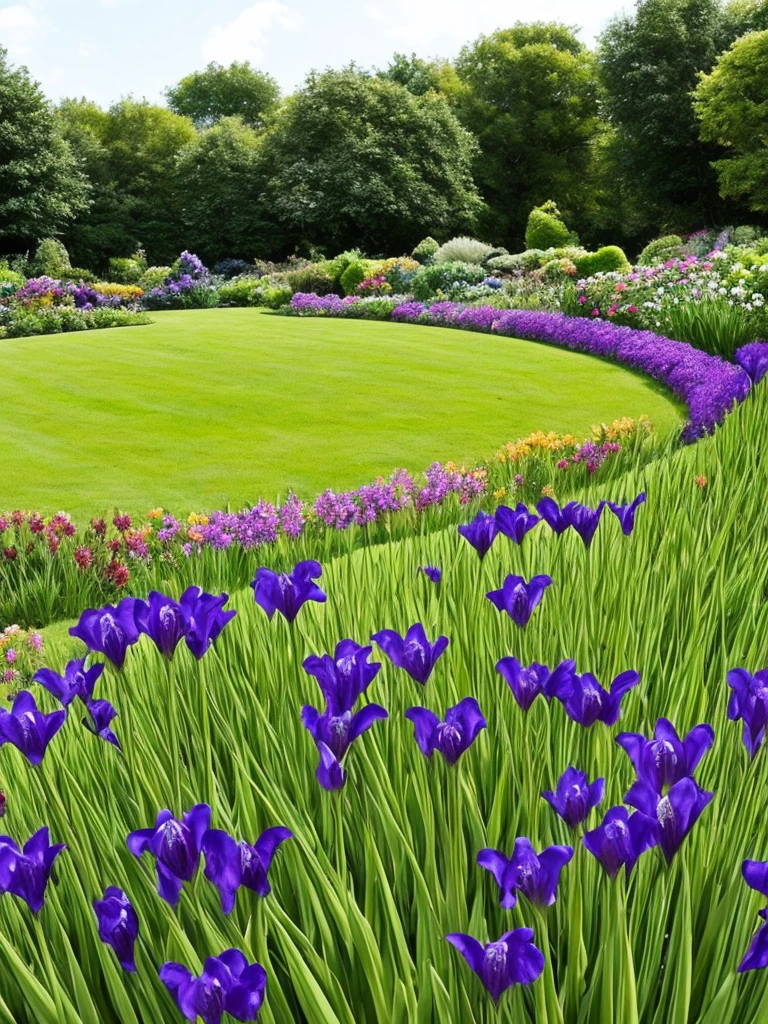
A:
327 250 363 290
434 236 494 265
0 263 25 289
261 68 483 255
573 246 630 277
0 48 89 251
107 251 146 284
212 258 256 279
376 52 453 96
637 234 685 265
286 265 334 296
32 238 71 277
340 260 369 296
91 283 143 305
695 30 768 214
217 277 265 306
660 296 757 356
166 61 280 129
139 266 173 290
412 236 440 263
411 261 487 300
3 306 150 338
525 201 574 251
454 25 601 248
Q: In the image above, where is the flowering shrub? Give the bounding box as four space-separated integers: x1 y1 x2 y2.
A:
3 306 151 338
142 252 219 310
0 624 44 694
92 283 144 305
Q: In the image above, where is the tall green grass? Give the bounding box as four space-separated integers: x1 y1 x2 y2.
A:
661 297 758 358
0 386 767 1022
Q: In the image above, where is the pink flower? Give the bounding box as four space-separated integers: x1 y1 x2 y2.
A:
3 670 16 684
5 649 17 664
74 546 93 570
557 459 569 469
28 632 43 651
590 308 600 317
577 295 587 304
626 305 638 314
615 282 627 292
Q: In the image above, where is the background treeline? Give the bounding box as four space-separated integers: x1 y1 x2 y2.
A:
2 0 768 271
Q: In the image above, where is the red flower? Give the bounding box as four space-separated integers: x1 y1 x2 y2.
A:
28 514 45 534
107 539 121 553
3 547 18 561
113 514 132 533
74 546 93 570
106 559 130 588
90 517 107 537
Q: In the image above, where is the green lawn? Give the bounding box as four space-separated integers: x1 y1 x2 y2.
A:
1 308 683 516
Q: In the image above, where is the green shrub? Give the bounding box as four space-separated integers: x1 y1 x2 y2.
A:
0 262 26 289
5 307 151 338
217 277 264 306
434 236 494 265
411 261 487 300
261 285 293 309
637 234 684 266
340 260 368 296
32 238 71 277
732 225 762 246
411 236 440 264
660 297 757 358
573 246 631 277
139 267 173 290
327 249 362 289
525 201 572 251
109 257 144 284
541 257 578 281
287 264 334 295
62 267 99 283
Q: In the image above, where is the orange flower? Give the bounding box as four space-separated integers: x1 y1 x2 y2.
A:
695 475 708 488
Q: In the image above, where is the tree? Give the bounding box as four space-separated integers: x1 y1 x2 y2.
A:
0 47 89 253
694 31 768 213
597 0 747 236
377 53 457 96
58 98 196 266
260 67 483 255
175 116 272 263
453 24 602 248
166 62 280 129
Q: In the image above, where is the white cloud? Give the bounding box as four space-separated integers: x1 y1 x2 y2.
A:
202 2 304 66
0 3 43 54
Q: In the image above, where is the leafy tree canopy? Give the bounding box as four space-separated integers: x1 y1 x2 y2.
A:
166 61 280 128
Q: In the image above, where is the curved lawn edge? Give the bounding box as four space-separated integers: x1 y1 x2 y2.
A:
288 295 764 441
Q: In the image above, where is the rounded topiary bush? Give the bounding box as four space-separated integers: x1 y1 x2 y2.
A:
412 236 440 264
574 246 631 277
33 238 71 278
340 260 368 296
434 236 494 265
637 235 684 266
525 201 572 251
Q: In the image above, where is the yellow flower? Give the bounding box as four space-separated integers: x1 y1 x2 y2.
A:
493 488 507 500
540 484 554 497
147 507 163 520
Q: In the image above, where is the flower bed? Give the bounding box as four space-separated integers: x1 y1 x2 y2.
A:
290 294 754 442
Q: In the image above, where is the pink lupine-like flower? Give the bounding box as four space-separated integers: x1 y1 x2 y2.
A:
5 649 17 664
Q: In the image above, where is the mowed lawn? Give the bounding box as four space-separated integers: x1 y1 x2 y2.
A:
1 308 683 516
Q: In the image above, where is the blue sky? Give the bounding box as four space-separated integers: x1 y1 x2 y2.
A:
0 0 629 107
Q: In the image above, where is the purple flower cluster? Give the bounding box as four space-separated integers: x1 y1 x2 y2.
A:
735 342 768 385
12 277 120 312
290 293 359 315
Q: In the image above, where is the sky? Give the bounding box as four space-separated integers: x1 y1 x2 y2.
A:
0 0 630 108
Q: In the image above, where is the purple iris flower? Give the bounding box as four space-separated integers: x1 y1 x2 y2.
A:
160 949 267 1024
458 511 497 559
371 624 449 685
494 503 540 544
0 827 66 913
477 838 573 909
547 668 640 727
542 766 605 828
69 597 143 669
607 493 647 535
93 887 139 972
536 497 575 535
495 657 574 712
420 565 442 584
178 586 236 659
616 718 714 792
727 667 768 758
624 777 713 863
486 574 553 629
135 592 188 660
0 690 66 765
445 929 545 1004
739 860 768 972
251 560 326 623
127 804 211 907
303 639 381 714
405 697 486 765
301 704 388 790
201 826 292 914
33 658 104 707
568 502 606 547
82 699 121 749
583 806 657 878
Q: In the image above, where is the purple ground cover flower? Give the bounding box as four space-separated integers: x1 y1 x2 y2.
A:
583 807 656 878
405 697 486 765
301 704 388 790
445 929 545 1003
486 574 553 628
542 767 605 828
735 342 768 385
93 887 139 971
127 804 211 907
494 503 540 544
0 691 66 765
303 640 381 714
33 658 103 707
477 839 573 908
69 597 143 668
160 949 266 1024
727 667 768 758
608 493 647 535
458 511 497 559
625 777 713 862
739 860 768 972
252 560 326 623
371 624 448 685
201 826 292 914
616 718 714 792
495 657 574 711
547 667 640 727
0 827 66 912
